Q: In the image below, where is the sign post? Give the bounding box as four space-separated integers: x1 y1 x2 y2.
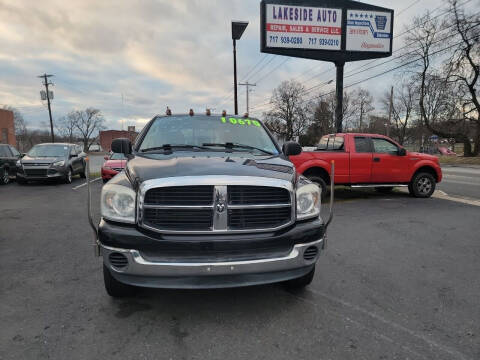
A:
261 0 394 132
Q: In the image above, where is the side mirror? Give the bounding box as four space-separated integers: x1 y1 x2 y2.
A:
21 153 26 158
111 138 132 155
282 141 302 156
70 154 78 158
398 148 407 156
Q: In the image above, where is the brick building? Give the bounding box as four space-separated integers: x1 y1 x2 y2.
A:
0 109 16 147
100 127 138 152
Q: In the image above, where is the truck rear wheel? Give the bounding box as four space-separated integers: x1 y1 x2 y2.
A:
103 264 135 297
283 266 315 290
409 172 436 198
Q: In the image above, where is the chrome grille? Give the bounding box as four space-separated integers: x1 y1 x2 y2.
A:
139 176 294 234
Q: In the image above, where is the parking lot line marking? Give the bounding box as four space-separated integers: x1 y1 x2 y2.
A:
307 289 473 360
72 177 101 190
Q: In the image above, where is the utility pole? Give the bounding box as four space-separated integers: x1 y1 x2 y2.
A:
239 82 256 114
38 73 55 142
387 86 393 137
334 62 344 133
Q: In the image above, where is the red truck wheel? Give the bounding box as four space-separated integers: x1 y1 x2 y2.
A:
409 172 436 198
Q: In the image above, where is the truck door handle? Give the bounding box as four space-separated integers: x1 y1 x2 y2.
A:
373 157 380 162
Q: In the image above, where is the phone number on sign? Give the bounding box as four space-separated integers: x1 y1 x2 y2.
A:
308 37 339 46
269 35 303 45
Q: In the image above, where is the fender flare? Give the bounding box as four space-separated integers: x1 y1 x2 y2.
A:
411 161 441 181
296 159 331 176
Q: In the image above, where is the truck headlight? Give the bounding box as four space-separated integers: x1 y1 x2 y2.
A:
52 160 65 167
16 160 21 167
101 184 136 223
296 183 321 220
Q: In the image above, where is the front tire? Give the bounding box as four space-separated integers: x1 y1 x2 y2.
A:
103 264 135 297
409 172 436 198
0 167 9 185
283 266 315 290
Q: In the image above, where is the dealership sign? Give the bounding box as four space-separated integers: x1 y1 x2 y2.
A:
346 9 392 52
265 5 342 50
261 0 394 62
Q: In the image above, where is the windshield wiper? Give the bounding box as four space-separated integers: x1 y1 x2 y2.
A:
202 142 274 155
140 144 210 153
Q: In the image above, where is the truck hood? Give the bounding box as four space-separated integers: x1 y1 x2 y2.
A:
408 152 439 162
126 153 295 185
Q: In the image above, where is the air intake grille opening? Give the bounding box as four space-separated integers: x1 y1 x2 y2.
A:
109 252 128 268
303 246 318 261
228 185 290 205
144 208 213 231
145 186 214 206
228 207 291 230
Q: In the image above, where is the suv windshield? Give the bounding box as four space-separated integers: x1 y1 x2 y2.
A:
27 145 68 158
139 115 279 155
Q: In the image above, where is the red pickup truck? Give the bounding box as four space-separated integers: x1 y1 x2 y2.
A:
290 133 442 198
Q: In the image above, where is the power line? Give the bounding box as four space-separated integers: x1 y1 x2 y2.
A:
251 16 480 112
255 58 291 84
238 82 256 113
241 54 270 81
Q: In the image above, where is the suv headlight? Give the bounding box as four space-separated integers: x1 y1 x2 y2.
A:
52 160 65 167
101 184 136 223
296 183 321 220
16 160 21 167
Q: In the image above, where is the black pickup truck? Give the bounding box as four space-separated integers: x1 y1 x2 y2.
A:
92 113 331 297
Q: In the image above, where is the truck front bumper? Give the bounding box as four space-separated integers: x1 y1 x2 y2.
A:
101 239 322 288
99 219 325 289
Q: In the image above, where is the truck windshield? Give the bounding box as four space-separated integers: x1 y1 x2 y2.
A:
27 145 68 157
139 115 279 155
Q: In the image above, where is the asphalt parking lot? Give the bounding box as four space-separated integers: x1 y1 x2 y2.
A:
1 178 479 360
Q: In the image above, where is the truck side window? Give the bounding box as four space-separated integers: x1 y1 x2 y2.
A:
354 137 371 153
372 138 399 154
317 136 329 150
332 136 344 151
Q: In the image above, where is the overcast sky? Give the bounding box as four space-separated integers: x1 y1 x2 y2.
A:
0 0 471 132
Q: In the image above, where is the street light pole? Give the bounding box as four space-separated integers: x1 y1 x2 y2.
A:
233 39 238 115
231 21 249 116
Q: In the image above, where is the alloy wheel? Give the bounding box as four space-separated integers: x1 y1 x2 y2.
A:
416 177 432 195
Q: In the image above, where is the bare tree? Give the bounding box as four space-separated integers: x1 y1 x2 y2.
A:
350 88 374 132
56 115 78 144
444 0 480 155
404 12 475 155
70 108 105 151
264 80 310 141
382 80 417 145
